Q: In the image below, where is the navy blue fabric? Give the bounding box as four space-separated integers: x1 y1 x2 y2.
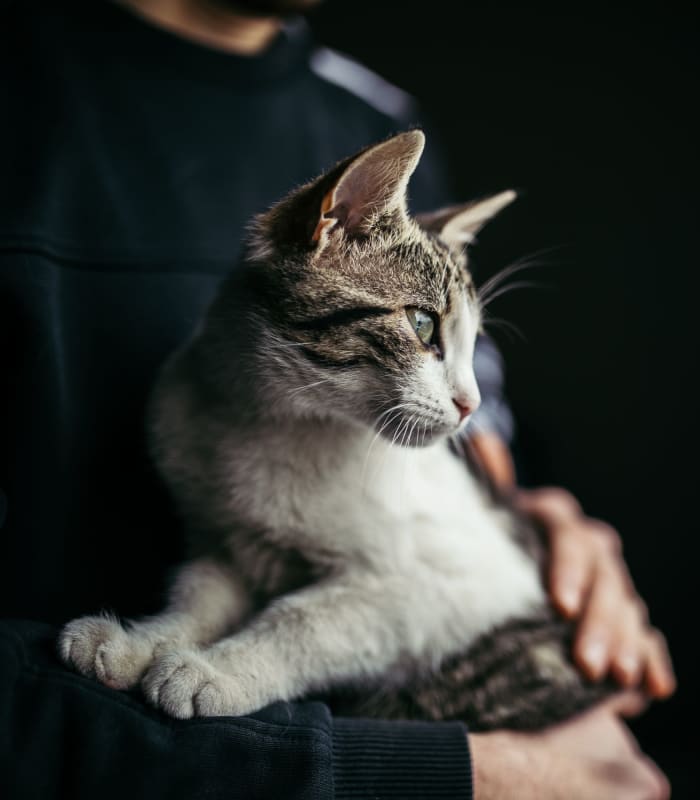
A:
0 620 334 799
0 2 473 797
0 0 450 623
0 620 472 799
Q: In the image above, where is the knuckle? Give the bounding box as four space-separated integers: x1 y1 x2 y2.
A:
650 627 669 653
545 487 582 516
590 520 622 554
635 598 650 624
529 487 582 520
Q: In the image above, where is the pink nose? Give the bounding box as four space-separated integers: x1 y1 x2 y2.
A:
453 398 473 421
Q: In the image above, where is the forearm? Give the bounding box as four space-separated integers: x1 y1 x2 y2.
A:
468 429 517 490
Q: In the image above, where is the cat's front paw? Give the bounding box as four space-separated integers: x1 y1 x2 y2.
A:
142 649 266 719
59 615 150 690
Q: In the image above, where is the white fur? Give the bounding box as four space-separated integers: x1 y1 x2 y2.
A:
60 312 545 718
59 135 538 719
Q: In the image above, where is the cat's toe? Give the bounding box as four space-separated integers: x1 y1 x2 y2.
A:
59 615 125 679
191 678 249 717
93 635 147 690
142 650 212 719
142 650 263 719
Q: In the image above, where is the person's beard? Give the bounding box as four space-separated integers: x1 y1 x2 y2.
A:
207 0 324 16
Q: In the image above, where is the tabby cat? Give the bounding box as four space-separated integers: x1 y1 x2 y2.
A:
59 130 611 730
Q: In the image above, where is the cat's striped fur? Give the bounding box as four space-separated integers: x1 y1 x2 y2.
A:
59 131 613 730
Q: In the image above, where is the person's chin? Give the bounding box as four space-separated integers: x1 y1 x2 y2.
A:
212 0 324 17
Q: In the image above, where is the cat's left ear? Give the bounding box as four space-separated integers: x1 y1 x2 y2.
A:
416 190 518 250
312 130 425 244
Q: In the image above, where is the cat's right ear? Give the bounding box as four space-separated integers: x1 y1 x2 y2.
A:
416 191 518 250
311 130 425 245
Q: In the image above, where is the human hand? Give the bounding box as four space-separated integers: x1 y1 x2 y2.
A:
515 486 675 698
469 692 670 800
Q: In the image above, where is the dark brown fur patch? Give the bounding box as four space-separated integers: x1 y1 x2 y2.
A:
326 608 615 731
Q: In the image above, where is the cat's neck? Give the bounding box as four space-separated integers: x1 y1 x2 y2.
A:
248 408 447 501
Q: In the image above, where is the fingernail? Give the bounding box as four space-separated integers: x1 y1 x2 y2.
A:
559 586 580 615
657 673 677 697
583 638 607 677
618 652 640 681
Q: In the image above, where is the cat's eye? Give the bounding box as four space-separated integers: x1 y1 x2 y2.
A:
406 308 437 347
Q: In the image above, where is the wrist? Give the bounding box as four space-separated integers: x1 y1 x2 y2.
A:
470 731 534 800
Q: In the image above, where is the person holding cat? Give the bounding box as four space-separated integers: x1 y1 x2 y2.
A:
0 1 674 798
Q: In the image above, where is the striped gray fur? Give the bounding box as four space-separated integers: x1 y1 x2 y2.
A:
59 131 613 730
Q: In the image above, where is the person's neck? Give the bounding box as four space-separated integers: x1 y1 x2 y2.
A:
117 0 281 55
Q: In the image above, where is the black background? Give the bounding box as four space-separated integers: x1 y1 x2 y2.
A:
309 1 698 790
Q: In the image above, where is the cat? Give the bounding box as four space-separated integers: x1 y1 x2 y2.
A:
59 130 612 731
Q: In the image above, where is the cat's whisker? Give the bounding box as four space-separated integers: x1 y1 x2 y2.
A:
377 408 414 476
397 414 418 502
372 403 414 430
371 405 414 442
481 245 563 283
286 377 334 399
361 403 414 488
477 247 562 307
481 315 527 343
389 416 406 450
402 415 416 449
265 340 314 351
403 413 420 446
391 413 413 450
480 279 548 309
409 414 422 448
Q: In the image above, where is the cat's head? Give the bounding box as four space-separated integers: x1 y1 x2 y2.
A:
245 130 515 445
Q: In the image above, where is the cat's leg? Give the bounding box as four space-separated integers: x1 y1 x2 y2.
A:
142 574 417 718
59 557 250 690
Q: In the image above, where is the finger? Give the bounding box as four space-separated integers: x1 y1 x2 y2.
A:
547 522 595 618
516 487 583 524
573 562 621 680
610 605 646 689
644 629 677 699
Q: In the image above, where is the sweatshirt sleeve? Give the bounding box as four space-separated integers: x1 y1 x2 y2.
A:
470 335 516 445
0 620 472 800
333 717 472 799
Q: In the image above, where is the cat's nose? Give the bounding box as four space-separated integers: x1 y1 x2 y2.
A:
453 396 479 421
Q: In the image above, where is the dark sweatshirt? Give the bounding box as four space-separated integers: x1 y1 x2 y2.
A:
0 2 483 796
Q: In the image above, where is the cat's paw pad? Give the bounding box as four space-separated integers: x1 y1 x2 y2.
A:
142 650 262 719
58 615 146 690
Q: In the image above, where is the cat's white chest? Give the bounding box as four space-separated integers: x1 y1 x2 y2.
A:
350 439 546 652
238 425 545 658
